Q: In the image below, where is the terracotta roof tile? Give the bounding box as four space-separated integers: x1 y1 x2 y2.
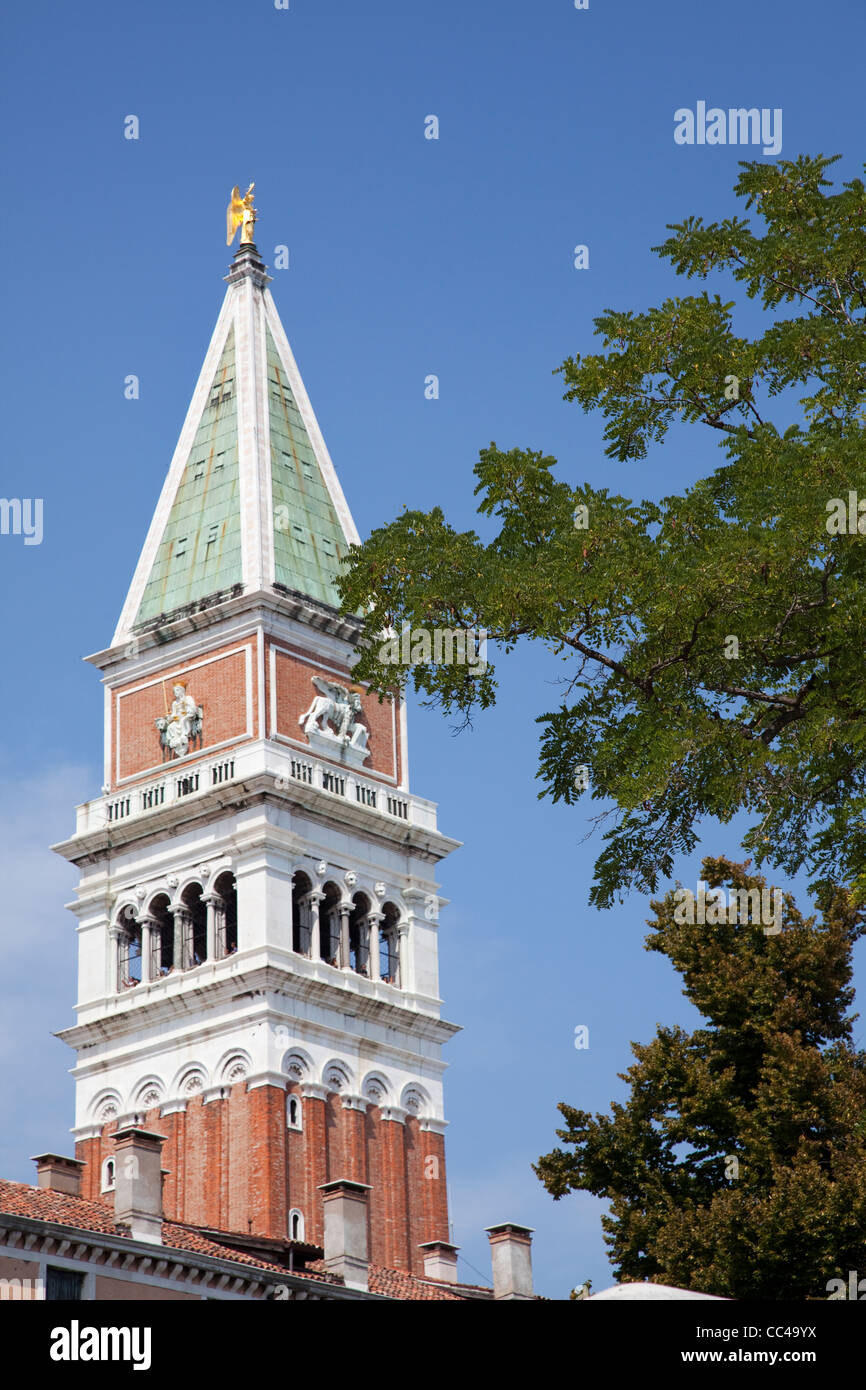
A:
163 1223 339 1282
0 1181 478 1298
0 1179 118 1235
0 1182 334 1286
307 1256 470 1301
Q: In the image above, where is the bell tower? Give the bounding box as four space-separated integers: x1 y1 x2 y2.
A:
53 221 460 1275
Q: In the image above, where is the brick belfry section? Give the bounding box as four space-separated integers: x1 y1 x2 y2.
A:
53 238 460 1275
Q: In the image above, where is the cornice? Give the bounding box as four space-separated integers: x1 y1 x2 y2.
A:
56 957 461 1055
52 773 460 869
0 1214 371 1300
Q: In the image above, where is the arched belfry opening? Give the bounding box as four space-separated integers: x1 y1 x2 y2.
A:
349 892 371 976
212 870 237 957
147 894 174 977
179 883 208 968
117 908 142 990
319 882 342 966
379 903 400 986
292 870 313 956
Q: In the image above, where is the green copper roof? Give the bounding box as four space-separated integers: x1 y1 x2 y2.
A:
268 326 349 606
135 329 242 625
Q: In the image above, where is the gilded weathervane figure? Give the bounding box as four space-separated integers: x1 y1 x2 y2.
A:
226 182 258 246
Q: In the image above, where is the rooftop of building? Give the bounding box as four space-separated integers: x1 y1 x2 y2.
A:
0 1178 488 1301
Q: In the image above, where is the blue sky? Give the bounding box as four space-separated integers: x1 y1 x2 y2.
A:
1 0 864 1298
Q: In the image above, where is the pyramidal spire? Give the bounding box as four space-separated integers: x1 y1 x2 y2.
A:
113 217 360 648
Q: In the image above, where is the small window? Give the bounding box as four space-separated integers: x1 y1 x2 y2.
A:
205 523 219 546
209 378 232 408
288 1209 305 1242
214 452 225 472
46 1267 84 1301
101 1157 116 1192
292 524 305 544
174 536 188 559
287 1094 302 1131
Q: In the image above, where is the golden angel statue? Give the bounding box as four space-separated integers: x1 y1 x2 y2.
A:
226 182 258 247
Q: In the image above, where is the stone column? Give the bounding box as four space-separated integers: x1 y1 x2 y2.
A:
171 903 191 971
368 912 383 981
307 890 323 960
397 922 411 991
108 922 124 992
338 903 351 970
135 915 157 984
201 892 225 962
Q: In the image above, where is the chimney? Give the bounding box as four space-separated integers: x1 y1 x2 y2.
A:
486 1222 534 1300
31 1154 85 1198
317 1178 371 1291
113 1128 166 1245
418 1240 459 1283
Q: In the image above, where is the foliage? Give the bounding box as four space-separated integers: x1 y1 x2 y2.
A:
533 858 866 1299
338 156 866 908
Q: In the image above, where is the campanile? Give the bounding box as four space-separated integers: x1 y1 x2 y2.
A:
54 208 460 1275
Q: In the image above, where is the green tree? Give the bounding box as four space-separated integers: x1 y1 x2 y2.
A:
533 858 866 1299
338 155 866 908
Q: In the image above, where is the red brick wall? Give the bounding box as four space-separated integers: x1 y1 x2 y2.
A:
159 1109 184 1221
225 1082 250 1235
381 1118 409 1270
203 1095 224 1231
111 637 259 786
76 1086 446 1274
343 1105 367 1184
270 642 401 783
248 1086 287 1238
285 1087 307 1228
420 1128 450 1245
325 1092 345 1180
365 1107 385 1268
302 1093 328 1247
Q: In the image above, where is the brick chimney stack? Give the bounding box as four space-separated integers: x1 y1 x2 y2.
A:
113 1128 167 1245
318 1178 371 1291
486 1222 534 1300
418 1240 459 1283
31 1154 85 1198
